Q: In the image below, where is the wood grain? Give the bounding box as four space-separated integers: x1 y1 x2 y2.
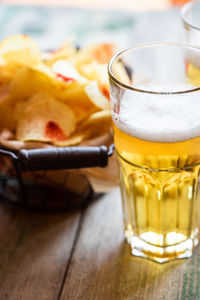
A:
1 188 200 299
60 188 200 300
0 202 82 300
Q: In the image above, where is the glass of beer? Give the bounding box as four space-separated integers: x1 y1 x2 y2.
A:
181 0 200 84
108 43 200 263
181 0 200 48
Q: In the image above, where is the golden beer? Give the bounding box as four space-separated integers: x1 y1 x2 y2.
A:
113 123 200 262
186 62 200 87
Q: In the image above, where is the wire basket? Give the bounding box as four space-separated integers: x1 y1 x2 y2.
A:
0 145 114 211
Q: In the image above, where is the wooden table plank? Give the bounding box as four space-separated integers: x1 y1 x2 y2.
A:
60 188 200 300
0 202 82 300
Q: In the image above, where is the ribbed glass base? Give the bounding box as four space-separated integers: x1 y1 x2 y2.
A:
129 234 199 263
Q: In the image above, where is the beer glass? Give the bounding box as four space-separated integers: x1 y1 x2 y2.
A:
181 0 200 84
108 43 200 263
181 0 200 48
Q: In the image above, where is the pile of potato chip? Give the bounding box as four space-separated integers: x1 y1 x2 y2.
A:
0 34 119 148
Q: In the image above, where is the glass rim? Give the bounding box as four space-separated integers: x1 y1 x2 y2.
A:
181 0 200 31
108 42 200 95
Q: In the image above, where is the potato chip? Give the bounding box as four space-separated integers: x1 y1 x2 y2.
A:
0 35 42 83
81 110 111 127
84 81 110 110
0 35 125 149
77 110 112 140
0 84 16 130
9 64 68 102
76 43 116 65
58 81 99 122
54 110 112 147
0 34 41 67
0 64 18 83
51 60 108 119
74 44 116 98
77 61 109 96
53 134 85 147
46 38 77 66
9 63 106 122
16 93 76 143
9 66 57 101
52 59 87 84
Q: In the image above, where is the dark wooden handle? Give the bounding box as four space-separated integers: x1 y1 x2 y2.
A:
18 146 111 171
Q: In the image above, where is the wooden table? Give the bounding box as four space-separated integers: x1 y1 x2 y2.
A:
0 187 200 300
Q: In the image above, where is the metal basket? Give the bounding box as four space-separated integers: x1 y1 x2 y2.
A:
0 145 114 211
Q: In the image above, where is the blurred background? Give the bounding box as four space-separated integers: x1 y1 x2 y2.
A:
0 0 190 10
0 0 191 51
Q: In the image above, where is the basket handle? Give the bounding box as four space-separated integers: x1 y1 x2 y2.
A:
18 145 114 171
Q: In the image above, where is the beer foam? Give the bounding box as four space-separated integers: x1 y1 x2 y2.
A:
112 83 200 143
